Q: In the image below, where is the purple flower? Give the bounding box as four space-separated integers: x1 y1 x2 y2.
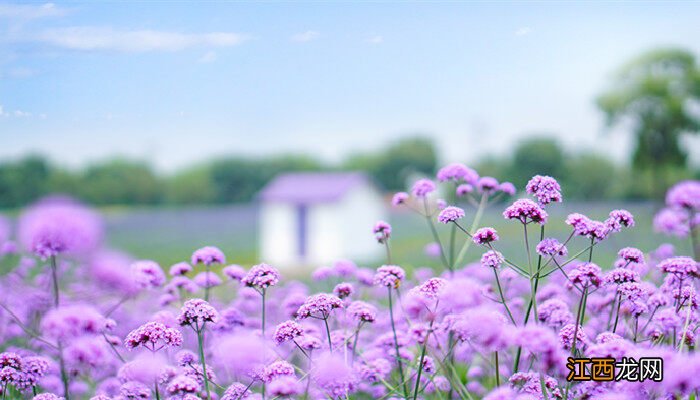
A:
391 192 409 206
41 304 104 340
18 197 102 259
499 182 516 196
436 163 478 183
296 293 343 319
373 265 406 288
297 335 322 350
472 227 499 245
480 250 504 269
536 238 568 257
222 264 246 281
357 358 391 383
273 320 304 345
436 198 447 210
654 208 692 237
0 352 21 369
437 206 465 224
167 276 199 293
312 353 357 398
241 263 281 290
268 376 302 397
125 322 183 351
262 360 295 382
178 299 220 328
503 199 548 225
477 176 499 194
568 262 603 288
411 179 436 198
191 246 226 266
176 350 197 366
605 268 640 285
166 375 200 395
606 209 635 232
658 256 698 278
131 260 166 289
347 300 377 323
537 299 573 328
221 383 251 400
372 220 391 244
193 271 222 289
526 175 562 205
565 213 609 241
413 277 447 299
169 262 192 276
33 394 64 400
333 282 354 299
666 180 700 210
558 323 588 350
456 184 474 196
618 247 644 263
119 382 150 399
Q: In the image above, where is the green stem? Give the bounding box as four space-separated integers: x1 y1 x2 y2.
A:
261 288 266 336
413 326 431 400
454 193 488 266
388 287 409 399
493 269 516 325
154 381 161 400
50 256 61 307
494 351 500 387
571 285 588 356
204 265 210 302
196 327 212 400
323 317 333 353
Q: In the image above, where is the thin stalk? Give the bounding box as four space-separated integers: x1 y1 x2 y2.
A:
413 326 431 400
449 223 456 271
493 269 516 325
388 287 409 399
679 304 693 352
612 293 623 334
50 256 60 307
204 265 210 302
571 285 588 356
50 255 70 400
261 289 267 336
196 327 212 400
323 317 333 353
494 351 500 387
351 322 362 364
454 193 488 266
154 381 161 400
384 241 392 264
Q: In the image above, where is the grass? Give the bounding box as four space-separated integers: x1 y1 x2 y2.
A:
100 201 693 273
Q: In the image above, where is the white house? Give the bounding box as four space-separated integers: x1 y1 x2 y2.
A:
258 172 386 268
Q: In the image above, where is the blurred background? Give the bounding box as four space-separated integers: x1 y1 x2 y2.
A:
1 2 699 268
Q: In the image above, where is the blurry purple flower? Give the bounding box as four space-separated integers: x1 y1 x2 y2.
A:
18 197 103 259
437 206 465 224
472 227 499 245
221 382 251 400
499 182 516 196
373 265 406 288
480 250 504 269
437 163 478 183
222 264 246 282
41 304 104 340
273 320 304 345
605 268 640 285
193 271 222 289
33 394 64 400
391 192 409 206
178 299 220 328
424 242 441 259
666 180 700 210
268 375 302 397
131 260 166 289
537 298 573 328
296 293 343 320
477 177 499 194
125 322 183 351
411 179 436 198
312 352 357 398
333 282 354 299
177 350 197 367
312 266 335 281
166 375 200 396
456 184 474 196
606 209 635 232
169 262 192 276
191 246 225 266
119 381 150 399
503 199 548 225
372 220 391 244
558 323 587 350
297 335 322 351
618 247 644 264
654 208 692 237
413 277 447 299
347 300 377 323
436 198 447 210
568 262 603 288
262 360 295 382
241 263 280 290
536 238 568 257
658 256 698 278
167 276 199 294
356 358 391 383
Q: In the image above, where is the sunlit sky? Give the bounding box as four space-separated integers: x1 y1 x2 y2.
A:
1 1 700 172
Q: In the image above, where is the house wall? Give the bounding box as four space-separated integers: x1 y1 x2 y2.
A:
336 184 386 263
259 202 297 267
259 182 386 268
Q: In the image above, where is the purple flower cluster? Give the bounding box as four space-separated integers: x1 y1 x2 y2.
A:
373 265 406 288
241 263 280 290
472 227 499 245
372 220 391 244
437 206 465 224
503 198 548 224
526 175 562 205
191 246 226 266
125 322 183 351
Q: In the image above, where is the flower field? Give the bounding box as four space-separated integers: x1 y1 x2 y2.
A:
0 164 698 400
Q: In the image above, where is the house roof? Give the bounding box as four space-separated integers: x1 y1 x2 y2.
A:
258 172 375 203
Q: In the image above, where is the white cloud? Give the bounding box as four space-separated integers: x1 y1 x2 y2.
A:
29 27 247 52
198 51 218 63
367 35 383 44
515 27 532 37
290 30 320 43
0 2 67 19
0 105 32 118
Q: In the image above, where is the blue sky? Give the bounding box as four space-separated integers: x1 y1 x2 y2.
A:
1 1 700 172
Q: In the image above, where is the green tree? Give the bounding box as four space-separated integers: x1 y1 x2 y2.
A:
79 159 163 205
345 137 437 190
0 155 51 207
165 166 217 205
508 137 565 187
563 153 618 200
597 48 700 199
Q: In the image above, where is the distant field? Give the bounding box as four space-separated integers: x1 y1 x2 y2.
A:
103 201 693 272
